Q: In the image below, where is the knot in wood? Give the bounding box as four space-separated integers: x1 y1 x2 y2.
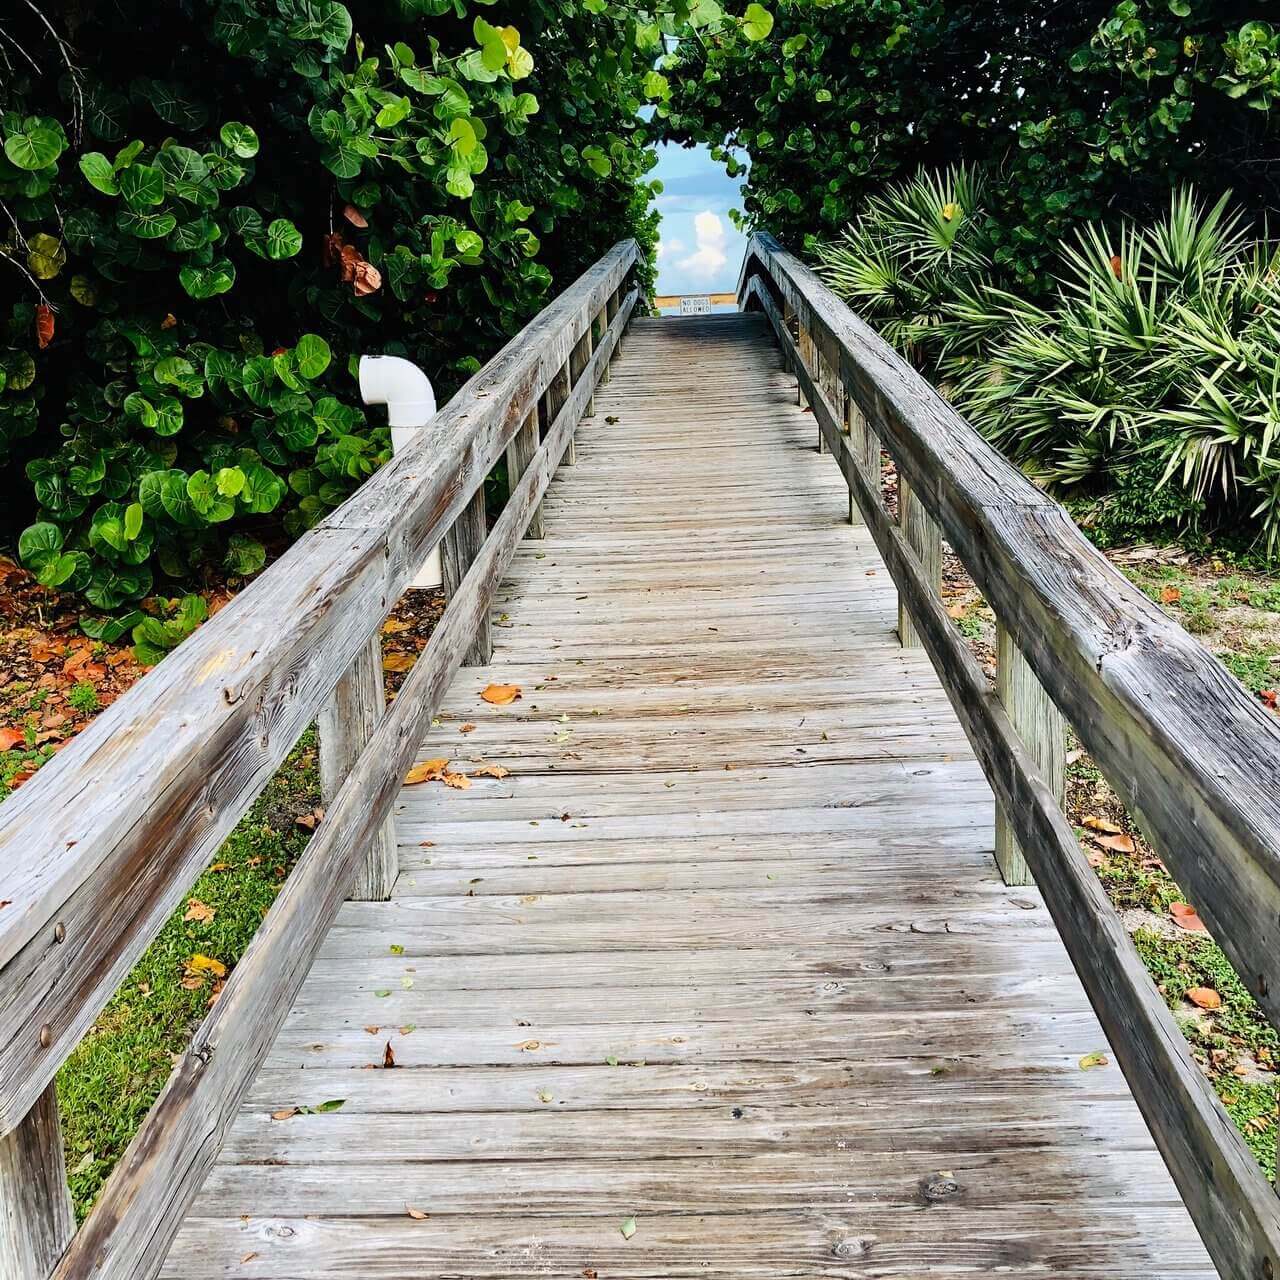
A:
918 1171 962 1204
831 1237 872 1260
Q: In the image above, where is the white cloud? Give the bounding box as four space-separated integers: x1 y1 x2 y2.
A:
675 210 728 283
656 236 686 261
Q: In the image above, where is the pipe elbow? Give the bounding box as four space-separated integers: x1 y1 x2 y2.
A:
358 355 437 429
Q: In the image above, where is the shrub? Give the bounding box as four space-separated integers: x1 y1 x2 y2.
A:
819 176 1280 554
0 0 685 621
665 5 1280 292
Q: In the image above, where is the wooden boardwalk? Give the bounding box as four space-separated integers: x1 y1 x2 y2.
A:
163 314 1213 1277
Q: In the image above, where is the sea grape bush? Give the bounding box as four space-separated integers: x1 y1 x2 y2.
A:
663 2 1280 291
0 0 773 623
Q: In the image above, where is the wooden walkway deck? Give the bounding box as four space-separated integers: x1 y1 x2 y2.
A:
163 314 1213 1277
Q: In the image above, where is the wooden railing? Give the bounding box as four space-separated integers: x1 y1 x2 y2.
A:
0 240 640 1279
740 229 1280 1280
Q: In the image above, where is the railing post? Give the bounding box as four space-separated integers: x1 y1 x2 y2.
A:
570 326 592 428
0 1083 75 1278
545 359 573 466
994 623 1066 886
319 638 399 899
441 487 493 665
793 318 803 404
844 393 878 527
602 289 620 383
814 342 827 454
505 406 545 540
896 474 941 648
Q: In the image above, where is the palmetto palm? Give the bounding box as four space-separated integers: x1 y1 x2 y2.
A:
818 173 1280 552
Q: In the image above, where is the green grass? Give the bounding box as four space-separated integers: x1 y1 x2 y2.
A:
56 729 320 1219
1134 929 1279 1176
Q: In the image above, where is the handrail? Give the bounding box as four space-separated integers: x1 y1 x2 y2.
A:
740 229 1280 1280
0 240 638 1278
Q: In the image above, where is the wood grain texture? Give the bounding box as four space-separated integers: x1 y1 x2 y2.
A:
0 240 637 1137
505 408 545 540
995 622 1066 888
740 233 1280 1058
896 473 940 648
441 487 493 665
0 1082 73 1278
750 273 1270 1279
53 288 638 1280
318 635 398 901
161 311 1208 1280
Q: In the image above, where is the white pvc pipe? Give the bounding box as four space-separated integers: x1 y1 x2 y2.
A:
358 355 441 588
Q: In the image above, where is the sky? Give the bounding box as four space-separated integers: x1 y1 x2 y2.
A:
651 140 749 297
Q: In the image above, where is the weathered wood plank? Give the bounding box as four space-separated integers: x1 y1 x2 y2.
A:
750 276 1277 1278
896 473 940 649
0 241 637 1137
995 622 1066 887
53 288 638 1280
441 487 493 665
195 1147 1192 1217
0 1084 73 1278
742 233 1280 1049
162 1206 1213 1280
318 635 397 901
505 408 545 540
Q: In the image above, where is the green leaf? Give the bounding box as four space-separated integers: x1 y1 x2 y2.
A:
449 117 478 157
220 122 260 158
294 334 332 378
287 1 352 49
118 162 165 209
225 532 266 575
89 502 131 554
265 219 303 259
18 521 64 567
3 117 65 170
215 466 246 497
124 502 144 540
116 208 177 239
123 392 159 429
27 233 65 280
84 562 151 610
179 259 237 300
742 3 774 41
79 152 119 195
187 469 236 521
375 97 411 128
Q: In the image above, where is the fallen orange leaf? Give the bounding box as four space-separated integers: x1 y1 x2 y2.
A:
184 899 215 924
1187 986 1222 1010
383 652 415 672
0 727 23 752
470 761 510 779
481 683 521 705
1159 586 1181 604
1092 833 1136 854
406 1206 429 1220
442 770 472 790
1170 901 1207 933
1082 815 1122 834
404 758 449 785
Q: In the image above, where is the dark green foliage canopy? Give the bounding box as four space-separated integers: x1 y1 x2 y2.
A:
664 2 1280 288
0 0 680 622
